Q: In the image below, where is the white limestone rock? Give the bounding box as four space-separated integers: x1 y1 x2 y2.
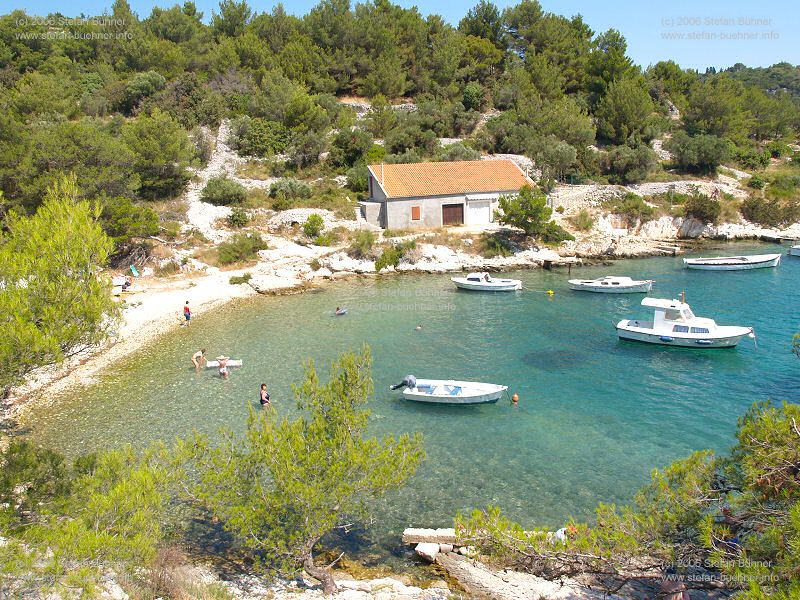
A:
415 542 440 562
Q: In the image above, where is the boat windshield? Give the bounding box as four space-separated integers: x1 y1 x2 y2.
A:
665 308 681 321
682 308 695 319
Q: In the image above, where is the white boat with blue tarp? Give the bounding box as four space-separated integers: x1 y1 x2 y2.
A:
616 296 754 348
391 375 507 405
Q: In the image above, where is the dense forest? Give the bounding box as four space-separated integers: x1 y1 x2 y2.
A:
1 0 799 232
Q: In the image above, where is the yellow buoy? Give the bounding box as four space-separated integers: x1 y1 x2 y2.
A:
546 290 554 295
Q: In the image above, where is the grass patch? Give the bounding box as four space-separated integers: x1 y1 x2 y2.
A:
237 160 278 180
568 209 595 232
229 272 252 285
476 232 513 258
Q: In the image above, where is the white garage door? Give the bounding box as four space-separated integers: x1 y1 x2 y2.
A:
467 200 491 225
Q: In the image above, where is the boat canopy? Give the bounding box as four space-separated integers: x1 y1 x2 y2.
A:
641 297 686 310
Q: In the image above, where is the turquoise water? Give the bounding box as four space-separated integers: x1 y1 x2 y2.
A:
22 243 800 559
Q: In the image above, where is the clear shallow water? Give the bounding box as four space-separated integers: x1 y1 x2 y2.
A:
21 243 800 560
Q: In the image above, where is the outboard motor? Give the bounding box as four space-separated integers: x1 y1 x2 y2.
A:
390 374 417 391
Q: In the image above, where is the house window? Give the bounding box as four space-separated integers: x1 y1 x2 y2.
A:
411 206 421 221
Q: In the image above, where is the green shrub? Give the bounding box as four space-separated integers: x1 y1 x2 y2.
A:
603 144 658 184
766 140 791 158
346 165 368 193
303 214 325 238
375 246 402 272
555 206 565 213
374 240 416 271
748 174 766 189
313 233 335 246
734 146 770 171
227 207 250 228
270 178 312 201
201 177 247 206
683 193 721 223
568 209 595 231
462 82 485 111
309 258 321 271
666 131 730 174
229 116 289 157
436 142 480 162
741 196 800 227
606 193 656 225
229 273 252 285
348 230 376 258
479 233 512 258
217 233 268 265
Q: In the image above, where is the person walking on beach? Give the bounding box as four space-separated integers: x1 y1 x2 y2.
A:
191 349 206 369
259 383 271 407
183 301 191 326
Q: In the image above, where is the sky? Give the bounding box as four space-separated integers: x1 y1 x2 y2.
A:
12 0 800 71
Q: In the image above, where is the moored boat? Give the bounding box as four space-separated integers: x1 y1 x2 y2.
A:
616 297 754 348
451 272 522 291
391 375 507 405
789 245 800 257
568 275 653 294
683 253 781 270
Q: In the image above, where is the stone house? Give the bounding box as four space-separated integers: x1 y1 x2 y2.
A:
360 159 533 229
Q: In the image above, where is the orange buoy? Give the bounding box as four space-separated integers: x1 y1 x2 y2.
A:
512 393 519 404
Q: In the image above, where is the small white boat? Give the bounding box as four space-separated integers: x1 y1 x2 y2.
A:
683 253 781 270
398 378 507 405
451 272 522 292
205 359 243 368
616 297 754 348
568 276 653 294
789 245 800 257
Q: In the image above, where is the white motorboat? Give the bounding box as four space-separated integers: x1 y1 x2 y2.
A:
391 375 507 405
568 275 654 294
451 272 522 291
683 253 781 270
789 245 800 257
616 297 754 348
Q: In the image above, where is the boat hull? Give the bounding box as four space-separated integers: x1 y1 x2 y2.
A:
452 278 522 292
568 281 653 293
683 254 781 270
615 324 751 348
790 246 800 257
402 379 507 405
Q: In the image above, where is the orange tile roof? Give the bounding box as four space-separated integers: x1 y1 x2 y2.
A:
368 160 531 199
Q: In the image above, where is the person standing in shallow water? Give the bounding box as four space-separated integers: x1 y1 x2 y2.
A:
183 301 191 326
259 383 271 407
191 348 206 369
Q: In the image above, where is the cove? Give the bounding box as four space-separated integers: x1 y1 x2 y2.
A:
20 243 800 562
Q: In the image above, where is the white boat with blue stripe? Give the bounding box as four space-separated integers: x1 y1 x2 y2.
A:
683 253 781 270
616 296 754 348
391 375 507 405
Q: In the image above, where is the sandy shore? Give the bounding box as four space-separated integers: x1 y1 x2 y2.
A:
4 267 263 420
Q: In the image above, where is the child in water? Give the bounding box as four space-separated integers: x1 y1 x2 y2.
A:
259 383 270 406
